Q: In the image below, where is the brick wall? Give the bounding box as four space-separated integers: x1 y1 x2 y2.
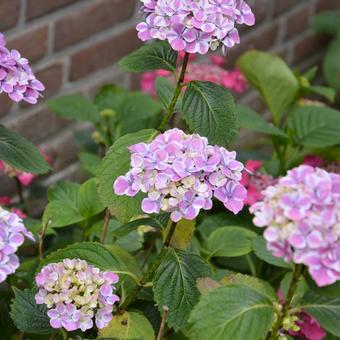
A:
0 0 339 199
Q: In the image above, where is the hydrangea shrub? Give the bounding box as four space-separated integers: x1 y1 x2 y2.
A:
1 2 340 340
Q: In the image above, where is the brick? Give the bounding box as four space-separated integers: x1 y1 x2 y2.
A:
0 95 13 118
9 107 70 143
0 0 20 31
315 0 340 13
7 26 48 63
274 0 303 16
292 34 327 65
36 63 64 99
284 5 310 40
26 0 79 21
55 0 135 51
69 27 141 81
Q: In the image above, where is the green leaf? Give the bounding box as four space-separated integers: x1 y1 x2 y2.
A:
47 181 80 204
314 11 340 36
301 290 340 336
237 105 287 138
188 284 275 340
220 273 277 302
206 226 257 258
288 106 340 148
95 84 128 112
170 218 195 250
48 95 100 122
280 272 308 305
182 81 238 145
98 310 155 339
42 201 84 228
97 129 157 223
155 76 182 111
153 249 211 331
79 151 102 175
323 37 340 91
309 86 336 102
0 125 51 174
237 51 299 122
252 236 292 269
10 288 52 335
119 41 178 73
78 178 105 219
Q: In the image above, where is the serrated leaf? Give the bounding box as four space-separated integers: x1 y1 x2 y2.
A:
97 129 157 223
288 106 340 148
120 41 177 73
170 218 195 250
237 51 299 122
182 81 238 145
47 181 80 204
301 290 340 336
0 125 51 174
78 178 105 219
10 288 52 335
98 310 155 339
323 37 340 91
48 95 100 122
237 105 287 138
188 284 275 340
206 226 257 258
252 236 293 269
153 249 211 331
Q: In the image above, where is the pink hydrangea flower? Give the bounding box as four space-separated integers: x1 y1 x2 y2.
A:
35 259 120 332
114 128 247 222
241 160 277 206
303 155 324 168
137 0 255 55
250 165 340 287
0 207 34 282
0 32 44 104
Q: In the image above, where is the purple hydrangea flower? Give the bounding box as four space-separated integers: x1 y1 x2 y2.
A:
0 32 44 104
250 165 340 287
35 259 120 332
114 128 247 222
136 0 255 55
0 207 34 283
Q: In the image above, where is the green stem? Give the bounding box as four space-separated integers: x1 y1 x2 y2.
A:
266 264 304 340
157 52 190 132
246 254 257 277
121 222 177 310
100 209 111 243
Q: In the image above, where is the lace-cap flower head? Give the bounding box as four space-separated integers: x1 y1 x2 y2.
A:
137 0 255 54
250 165 340 287
0 207 35 283
35 259 120 332
114 128 247 222
0 32 45 104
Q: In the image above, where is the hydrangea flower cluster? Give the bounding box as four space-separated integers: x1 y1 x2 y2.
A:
0 32 44 104
114 128 247 222
240 160 277 206
35 259 120 332
0 207 34 282
137 0 255 55
250 165 340 287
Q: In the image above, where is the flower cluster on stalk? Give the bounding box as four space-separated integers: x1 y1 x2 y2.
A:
114 128 247 222
0 207 34 282
0 32 44 103
137 0 255 54
35 259 120 332
250 165 340 287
